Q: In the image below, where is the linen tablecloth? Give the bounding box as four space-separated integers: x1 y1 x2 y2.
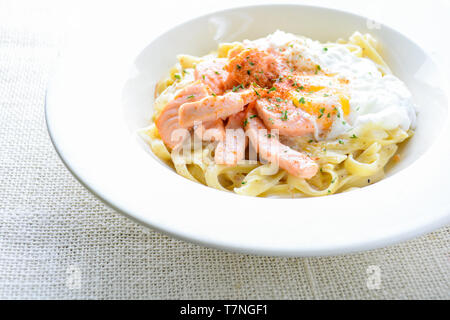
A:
0 0 449 299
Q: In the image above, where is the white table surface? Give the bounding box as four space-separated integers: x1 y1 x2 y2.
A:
0 0 449 299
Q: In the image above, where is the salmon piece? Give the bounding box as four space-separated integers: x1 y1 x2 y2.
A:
290 91 345 132
155 82 209 149
179 89 257 128
255 98 315 137
245 109 318 179
215 111 247 165
225 48 281 88
194 119 225 142
195 59 232 94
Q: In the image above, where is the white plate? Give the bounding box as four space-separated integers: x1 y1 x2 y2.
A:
46 4 450 256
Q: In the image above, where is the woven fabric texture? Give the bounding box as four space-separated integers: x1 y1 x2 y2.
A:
0 1 449 300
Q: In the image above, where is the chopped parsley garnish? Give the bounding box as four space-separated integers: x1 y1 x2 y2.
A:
215 71 220 75
266 133 273 138
247 70 251 75
249 61 255 66
236 64 242 70
276 97 283 102
242 181 247 185
338 140 344 144
318 108 325 118
187 95 195 99
211 93 216 97
299 86 305 90
350 134 358 139
315 65 321 75
281 110 288 121
202 75 206 80
299 97 306 104
243 119 249 127
232 84 244 92
268 87 276 93
323 47 328 52
308 139 314 143
324 94 329 97
268 117 274 124
174 74 181 80
249 115 257 119
253 88 261 97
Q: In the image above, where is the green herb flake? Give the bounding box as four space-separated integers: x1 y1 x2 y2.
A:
350 134 358 139
268 87 276 93
187 95 195 99
232 84 244 92
174 74 181 80
318 108 325 118
280 110 288 121
299 97 306 104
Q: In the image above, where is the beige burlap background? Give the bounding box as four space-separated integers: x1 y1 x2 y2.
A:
0 0 449 299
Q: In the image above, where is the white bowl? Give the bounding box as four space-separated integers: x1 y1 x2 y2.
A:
46 4 450 256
